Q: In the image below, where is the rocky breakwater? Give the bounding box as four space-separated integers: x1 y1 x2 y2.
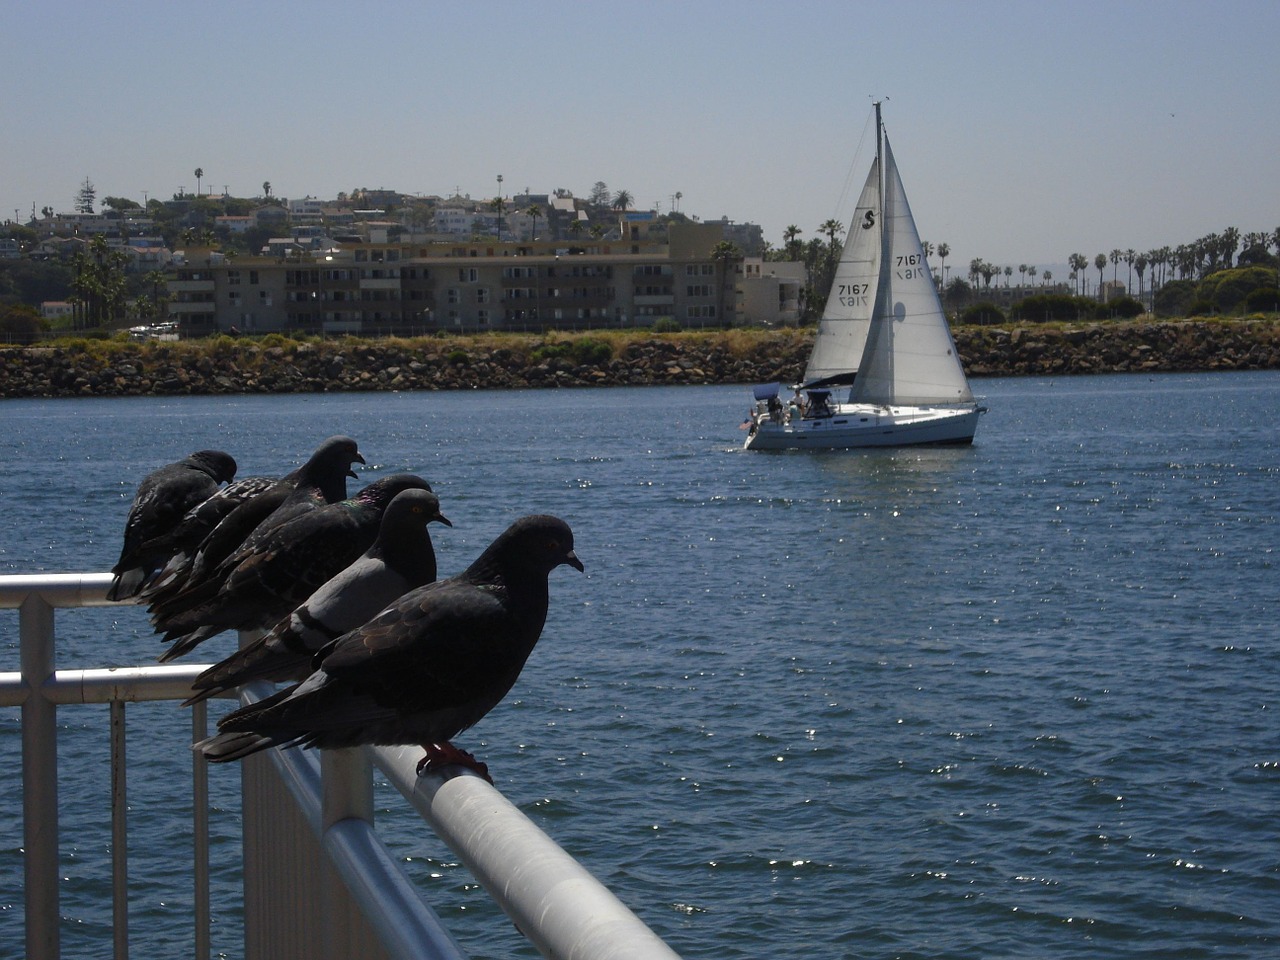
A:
0 334 810 398
0 319 1276 399
955 318 1280 377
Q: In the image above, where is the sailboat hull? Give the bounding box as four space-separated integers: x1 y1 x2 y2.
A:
744 403 981 451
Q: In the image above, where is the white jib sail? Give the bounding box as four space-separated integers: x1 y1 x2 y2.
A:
853 137 974 406
802 159 881 387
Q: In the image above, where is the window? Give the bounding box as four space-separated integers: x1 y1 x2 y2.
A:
227 271 241 286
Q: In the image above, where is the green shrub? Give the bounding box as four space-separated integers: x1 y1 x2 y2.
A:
652 317 682 333
1242 287 1280 313
1153 278 1196 318
1009 293 1092 322
1094 296 1144 319
445 349 469 366
1199 265 1275 313
570 337 613 365
959 301 1004 325
529 342 572 363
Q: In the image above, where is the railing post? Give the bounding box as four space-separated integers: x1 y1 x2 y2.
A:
20 591 59 960
320 749 380 960
110 699 129 960
191 702 211 960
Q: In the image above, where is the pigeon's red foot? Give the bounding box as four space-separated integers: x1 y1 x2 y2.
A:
416 741 493 784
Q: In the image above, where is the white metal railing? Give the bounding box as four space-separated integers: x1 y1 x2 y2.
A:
0 572 681 960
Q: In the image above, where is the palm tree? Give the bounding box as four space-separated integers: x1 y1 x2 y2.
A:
141 269 169 320
1110 248 1123 288
612 189 633 213
936 243 950 283
1221 226 1240 268
711 240 742 327
1041 269 1051 287
1124 249 1136 294
262 181 272 199
526 203 542 241
194 168 204 196
819 219 844 292
783 224 802 260
490 195 505 239
1019 263 1028 287
1003 265 1012 287
1069 253 1088 295
1095 253 1108 300
1028 266 1038 286
71 235 129 328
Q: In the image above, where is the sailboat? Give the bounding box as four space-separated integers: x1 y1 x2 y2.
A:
744 103 983 451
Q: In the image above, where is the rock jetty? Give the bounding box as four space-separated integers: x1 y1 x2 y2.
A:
1 319 1277 399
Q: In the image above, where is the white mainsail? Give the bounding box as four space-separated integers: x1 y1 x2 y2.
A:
801 160 881 388
852 137 974 406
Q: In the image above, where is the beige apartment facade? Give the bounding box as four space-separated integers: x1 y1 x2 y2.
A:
165 223 782 336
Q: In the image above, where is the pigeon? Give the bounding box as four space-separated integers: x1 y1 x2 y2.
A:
145 435 364 617
107 450 238 601
156 473 434 662
133 474 280 599
196 514 584 783
185 488 452 704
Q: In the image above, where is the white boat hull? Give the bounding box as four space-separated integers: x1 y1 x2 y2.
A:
744 403 981 451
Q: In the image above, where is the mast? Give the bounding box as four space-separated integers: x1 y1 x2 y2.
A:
874 100 887 284
874 100 883 221
857 99 897 403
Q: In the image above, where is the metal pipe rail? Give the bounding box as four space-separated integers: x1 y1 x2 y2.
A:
1 572 683 960
373 745 682 960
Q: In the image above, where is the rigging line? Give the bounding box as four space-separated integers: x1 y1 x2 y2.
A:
828 106 878 230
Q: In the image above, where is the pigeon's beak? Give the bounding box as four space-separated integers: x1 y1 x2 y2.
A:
434 511 453 527
564 550 584 573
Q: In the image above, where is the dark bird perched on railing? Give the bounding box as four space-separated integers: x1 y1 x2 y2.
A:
108 450 238 601
144 435 364 615
185 488 452 704
155 473 434 662
197 515 584 783
133 474 279 597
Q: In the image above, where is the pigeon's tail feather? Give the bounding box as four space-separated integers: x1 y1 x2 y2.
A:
106 568 146 602
183 641 303 706
158 625 222 663
136 552 192 603
195 730 292 763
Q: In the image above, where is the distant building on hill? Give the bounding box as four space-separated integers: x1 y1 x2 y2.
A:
162 222 795 337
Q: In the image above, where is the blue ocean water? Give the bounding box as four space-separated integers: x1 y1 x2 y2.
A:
1 372 1277 959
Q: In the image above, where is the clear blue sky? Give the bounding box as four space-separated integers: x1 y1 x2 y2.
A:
4 0 1277 277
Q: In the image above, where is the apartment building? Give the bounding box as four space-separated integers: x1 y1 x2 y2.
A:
166 222 759 336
